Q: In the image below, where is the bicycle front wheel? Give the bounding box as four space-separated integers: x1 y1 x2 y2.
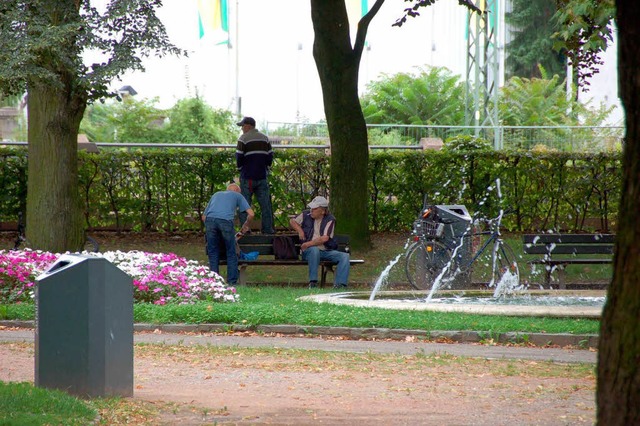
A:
405 240 452 290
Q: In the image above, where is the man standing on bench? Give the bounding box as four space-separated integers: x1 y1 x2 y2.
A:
202 183 254 285
236 116 275 235
289 196 350 289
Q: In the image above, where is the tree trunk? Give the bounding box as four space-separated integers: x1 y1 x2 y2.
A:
26 81 86 252
597 1 640 423
311 0 384 249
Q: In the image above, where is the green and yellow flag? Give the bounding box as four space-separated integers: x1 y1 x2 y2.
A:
346 0 368 43
197 0 229 44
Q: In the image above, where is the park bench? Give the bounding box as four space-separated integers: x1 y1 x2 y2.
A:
523 233 615 288
219 234 364 286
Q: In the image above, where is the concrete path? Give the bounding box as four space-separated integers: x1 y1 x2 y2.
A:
0 324 597 364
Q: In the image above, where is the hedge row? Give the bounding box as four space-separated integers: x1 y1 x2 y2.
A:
0 147 621 233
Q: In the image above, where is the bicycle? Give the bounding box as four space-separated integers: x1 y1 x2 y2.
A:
405 207 519 291
12 211 100 253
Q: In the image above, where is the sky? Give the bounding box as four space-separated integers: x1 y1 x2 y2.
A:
107 0 469 124
105 0 622 127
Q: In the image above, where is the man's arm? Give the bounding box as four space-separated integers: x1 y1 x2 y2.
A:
300 234 329 251
289 217 305 241
235 139 245 170
266 138 274 169
241 208 255 234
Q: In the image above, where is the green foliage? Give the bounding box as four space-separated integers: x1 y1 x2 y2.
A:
0 150 27 218
0 382 97 426
85 97 166 143
0 93 21 108
0 0 185 252
80 96 238 144
0 147 622 234
498 72 614 151
553 0 615 88
506 0 566 80
78 149 237 231
0 1 184 101
164 97 237 144
368 128 415 146
269 121 329 139
442 135 493 152
361 66 467 127
500 73 574 126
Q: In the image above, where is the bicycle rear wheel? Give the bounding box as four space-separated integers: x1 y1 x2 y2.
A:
471 240 520 289
12 236 31 251
492 240 520 288
83 236 100 253
405 240 452 290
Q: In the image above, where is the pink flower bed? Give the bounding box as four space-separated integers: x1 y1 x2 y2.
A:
0 249 238 305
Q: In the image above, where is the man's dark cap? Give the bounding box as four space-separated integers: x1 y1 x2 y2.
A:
236 117 256 126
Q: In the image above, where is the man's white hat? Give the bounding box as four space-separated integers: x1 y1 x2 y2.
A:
307 196 329 209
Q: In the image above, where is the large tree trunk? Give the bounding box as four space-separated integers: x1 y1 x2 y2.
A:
23 0 87 253
26 81 86 253
597 1 640 423
310 0 384 249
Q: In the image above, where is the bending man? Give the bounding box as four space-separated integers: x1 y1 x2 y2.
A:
202 183 254 285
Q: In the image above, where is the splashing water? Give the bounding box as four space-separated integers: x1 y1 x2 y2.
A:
369 252 404 301
492 270 522 297
369 238 413 301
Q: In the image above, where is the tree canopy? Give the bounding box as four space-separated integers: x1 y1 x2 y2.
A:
553 0 616 89
0 0 183 102
0 0 183 252
506 0 566 79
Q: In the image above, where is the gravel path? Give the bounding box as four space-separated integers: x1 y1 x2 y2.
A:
1 327 596 425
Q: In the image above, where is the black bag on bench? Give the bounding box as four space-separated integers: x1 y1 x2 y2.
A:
273 236 299 260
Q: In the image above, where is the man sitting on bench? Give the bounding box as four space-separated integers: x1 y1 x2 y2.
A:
289 196 350 289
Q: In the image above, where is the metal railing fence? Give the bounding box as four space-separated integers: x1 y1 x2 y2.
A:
266 123 625 152
2 124 624 152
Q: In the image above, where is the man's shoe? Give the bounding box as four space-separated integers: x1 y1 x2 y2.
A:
333 284 347 290
308 281 318 289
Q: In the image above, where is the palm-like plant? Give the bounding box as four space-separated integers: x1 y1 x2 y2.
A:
361 66 467 126
499 67 614 150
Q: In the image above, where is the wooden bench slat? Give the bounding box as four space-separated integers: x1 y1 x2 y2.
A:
523 245 615 255
523 234 615 244
523 233 615 287
528 258 612 265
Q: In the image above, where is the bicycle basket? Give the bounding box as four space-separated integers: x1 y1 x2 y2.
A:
414 219 444 239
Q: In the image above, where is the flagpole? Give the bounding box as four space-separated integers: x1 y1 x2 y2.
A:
235 0 241 117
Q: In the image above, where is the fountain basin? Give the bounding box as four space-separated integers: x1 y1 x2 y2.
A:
298 290 605 318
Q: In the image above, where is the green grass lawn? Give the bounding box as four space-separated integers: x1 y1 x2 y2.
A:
2 285 601 335
0 381 97 425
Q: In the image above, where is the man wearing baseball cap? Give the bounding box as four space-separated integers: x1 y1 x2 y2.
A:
235 116 275 234
289 196 350 289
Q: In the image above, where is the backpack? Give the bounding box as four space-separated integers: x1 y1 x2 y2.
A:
273 236 299 260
